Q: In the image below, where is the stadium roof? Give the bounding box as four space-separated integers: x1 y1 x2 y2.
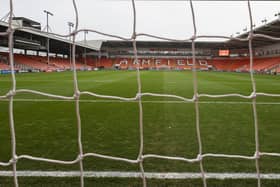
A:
101 40 228 50
1 17 280 54
0 21 99 55
230 17 280 48
82 40 103 50
12 17 41 27
101 18 280 51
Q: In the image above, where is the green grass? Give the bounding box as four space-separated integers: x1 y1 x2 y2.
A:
0 70 280 186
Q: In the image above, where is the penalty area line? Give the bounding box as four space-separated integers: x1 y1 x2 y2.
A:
1 171 280 179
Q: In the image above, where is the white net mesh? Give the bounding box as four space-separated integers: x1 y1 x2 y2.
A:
1 0 280 187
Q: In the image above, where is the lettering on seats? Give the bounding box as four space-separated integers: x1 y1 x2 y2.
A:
177 59 185 66
155 59 161 65
120 59 128 65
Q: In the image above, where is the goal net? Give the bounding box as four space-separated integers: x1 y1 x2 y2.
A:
1 0 280 187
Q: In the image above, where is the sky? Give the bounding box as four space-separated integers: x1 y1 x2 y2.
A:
1 0 280 41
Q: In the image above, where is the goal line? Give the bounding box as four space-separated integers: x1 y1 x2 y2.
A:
1 98 280 105
1 171 280 180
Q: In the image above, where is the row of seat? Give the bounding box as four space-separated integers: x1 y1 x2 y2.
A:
0 53 90 72
0 61 10 70
238 57 280 72
208 57 280 72
1 53 280 73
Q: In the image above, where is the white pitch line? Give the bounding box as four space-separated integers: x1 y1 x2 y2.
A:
1 171 280 179
0 98 280 105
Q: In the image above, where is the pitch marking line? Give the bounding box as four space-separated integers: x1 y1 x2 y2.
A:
1 171 280 179
0 98 280 105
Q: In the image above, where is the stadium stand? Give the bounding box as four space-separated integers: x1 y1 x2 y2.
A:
70 56 280 73
0 61 10 70
13 54 56 72
0 54 9 70
1 50 280 73
235 57 280 73
83 57 96 68
209 58 248 71
97 57 114 69
95 58 211 70
0 52 91 72
200 57 280 73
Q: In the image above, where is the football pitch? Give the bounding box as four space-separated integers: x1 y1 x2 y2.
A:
0 70 280 186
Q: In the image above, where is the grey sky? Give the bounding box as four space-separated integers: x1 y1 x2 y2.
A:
1 0 280 41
